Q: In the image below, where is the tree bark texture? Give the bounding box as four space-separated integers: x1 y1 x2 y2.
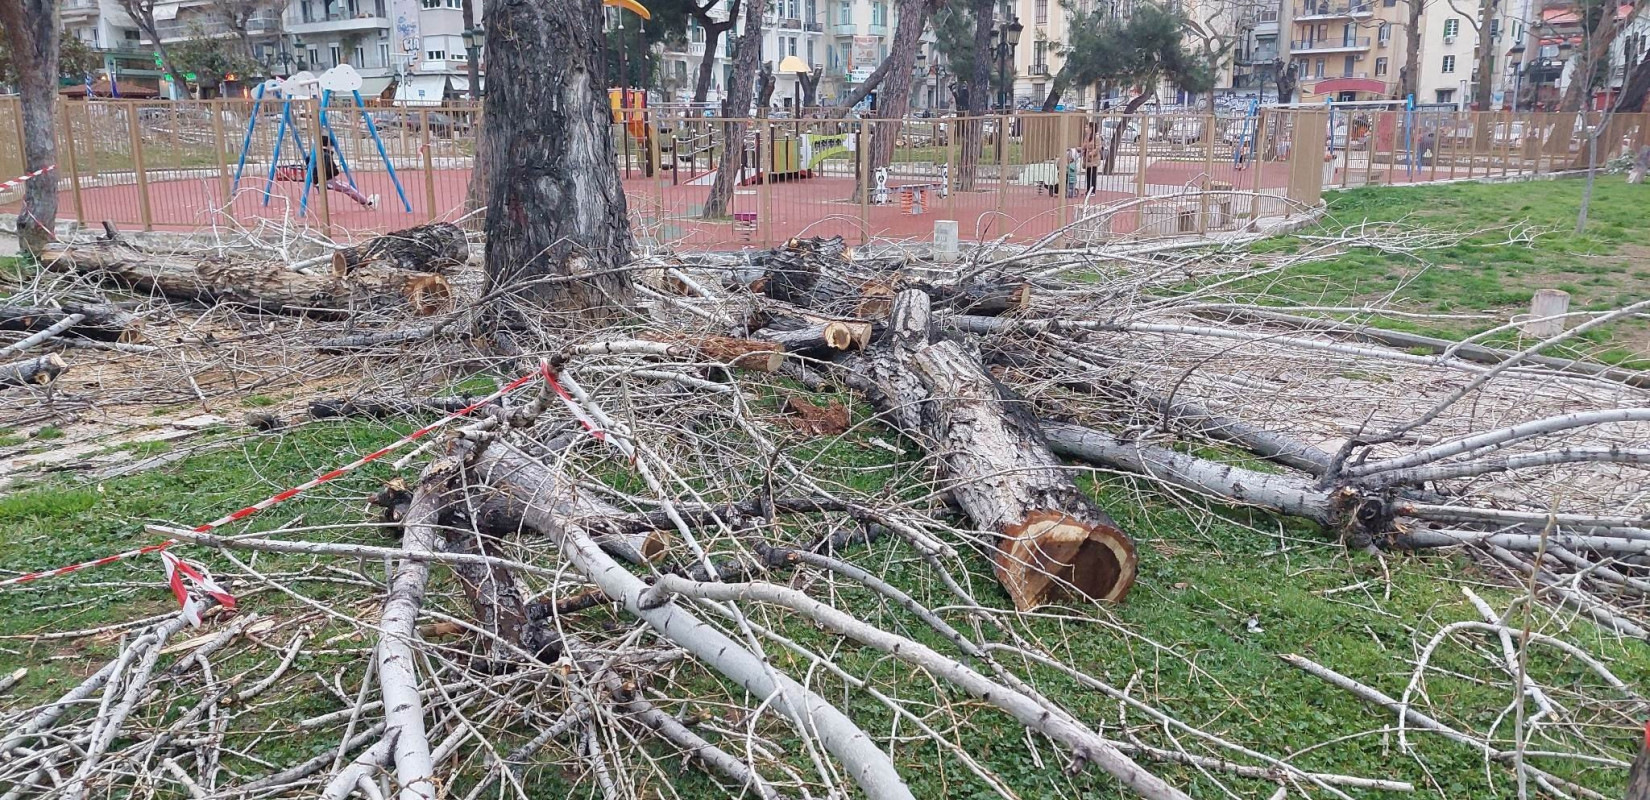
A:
0 354 67 388
855 291 1139 609
0 0 60 255
1399 0 1424 101
481 0 634 321
45 246 453 317
956 0 995 192
691 0 739 105
1616 54 1650 112
331 223 469 276
702 0 764 220
0 302 137 342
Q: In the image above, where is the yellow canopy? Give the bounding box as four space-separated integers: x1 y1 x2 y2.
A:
603 0 651 19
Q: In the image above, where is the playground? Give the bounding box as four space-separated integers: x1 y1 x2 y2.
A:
3 97 1644 249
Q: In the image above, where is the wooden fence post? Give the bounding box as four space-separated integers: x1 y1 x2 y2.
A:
58 102 85 223
310 98 332 232
422 109 437 223
127 103 154 231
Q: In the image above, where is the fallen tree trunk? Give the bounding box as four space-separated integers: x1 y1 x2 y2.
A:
753 318 872 358
331 223 469 276
852 290 1139 609
0 353 67 388
0 302 137 342
42 245 453 317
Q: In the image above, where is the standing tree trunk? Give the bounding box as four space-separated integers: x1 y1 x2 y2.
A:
480 0 633 322
1615 53 1650 112
1399 0 1424 101
691 0 739 105
0 0 60 256
958 0 994 190
1102 91 1155 174
701 0 764 220
461 0 487 213
462 0 481 100
800 67 823 111
117 1 192 97
1472 0 1496 109
860 0 939 201
1040 64 1072 112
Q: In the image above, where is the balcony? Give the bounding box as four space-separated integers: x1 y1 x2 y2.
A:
62 0 98 17
1250 8 1280 22
156 16 283 41
288 13 392 35
1295 2 1374 18
833 23 857 36
805 21 824 32
1029 63 1051 77
868 24 889 37
1307 70 1370 81
1292 37 1371 52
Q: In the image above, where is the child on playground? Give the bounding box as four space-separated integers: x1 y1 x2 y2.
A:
313 134 378 209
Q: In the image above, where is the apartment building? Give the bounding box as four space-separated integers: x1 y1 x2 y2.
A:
1287 0 1410 102
657 0 894 109
60 0 284 98
1413 2 1484 106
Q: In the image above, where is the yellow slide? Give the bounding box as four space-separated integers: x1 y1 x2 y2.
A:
603 0 650 19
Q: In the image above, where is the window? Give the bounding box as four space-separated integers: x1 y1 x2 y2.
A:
307 46 319 66
1489 18 1500 39
445 0 461 8
354 45 365 64
1378 22 1390 43
1036 0 1048 24
330 44 341 65
872 1 886 26
426 47 446 61
1435 88 1455 103
788 37 797 56
1443 18 1459 38
378 42 390 66
1317 23 1328 39
1375 56 1388 75
806 0 816 23
806 39 814 64
420 0 439 7
1342 22 1355 44
1315 58 1325 77
839 1 850 24
1442 54 1455 72
1342 55 1355 75
1034 40 1048 67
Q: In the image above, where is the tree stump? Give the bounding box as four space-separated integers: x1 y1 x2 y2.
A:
331 223 468 276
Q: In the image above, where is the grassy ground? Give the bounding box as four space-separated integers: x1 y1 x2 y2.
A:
0 401 1642 797
1197 174 1650 366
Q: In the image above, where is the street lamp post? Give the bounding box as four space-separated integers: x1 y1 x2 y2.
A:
460 25 483 100
994 12 1022 163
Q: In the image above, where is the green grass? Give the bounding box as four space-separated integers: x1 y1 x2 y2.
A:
33 426 64 441
1 400 1640 799
1189 175 1650 365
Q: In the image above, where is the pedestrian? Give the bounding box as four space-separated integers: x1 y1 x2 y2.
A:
1082 124 1102 195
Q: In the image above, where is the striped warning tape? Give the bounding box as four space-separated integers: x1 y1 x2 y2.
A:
0 365 555 593
0 164 55 193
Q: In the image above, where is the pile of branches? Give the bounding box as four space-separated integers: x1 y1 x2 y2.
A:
1 224 1645 800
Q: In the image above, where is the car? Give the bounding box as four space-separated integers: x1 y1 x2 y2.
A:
1099 119 1140 144
1152 119 1204 144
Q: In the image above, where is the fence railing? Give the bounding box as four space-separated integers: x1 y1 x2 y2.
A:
2 100 1645 250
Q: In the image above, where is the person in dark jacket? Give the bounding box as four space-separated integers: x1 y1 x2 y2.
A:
313 134 377 208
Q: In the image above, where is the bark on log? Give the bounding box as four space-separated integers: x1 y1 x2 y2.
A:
44 245 453 317
0 354 67 388
854 290 1139 609
639 333 785 373
753 319 872 358
757 237 872 319
0 302 137 342
332 223 468 276
377 464 447 800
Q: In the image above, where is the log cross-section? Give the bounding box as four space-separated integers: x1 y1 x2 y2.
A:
858 290 1138 608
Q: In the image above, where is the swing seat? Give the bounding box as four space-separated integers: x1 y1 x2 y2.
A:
274 164 308 182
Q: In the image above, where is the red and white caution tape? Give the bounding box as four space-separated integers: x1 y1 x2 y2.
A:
0 164 55 193
0 366 564 623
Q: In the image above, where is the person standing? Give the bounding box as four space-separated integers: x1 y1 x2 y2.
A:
1082 124 1102 195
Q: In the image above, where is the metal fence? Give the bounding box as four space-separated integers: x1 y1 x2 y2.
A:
3 99 1645 250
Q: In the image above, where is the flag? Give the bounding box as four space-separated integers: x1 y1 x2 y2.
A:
109 71 120 99
85 73 94 96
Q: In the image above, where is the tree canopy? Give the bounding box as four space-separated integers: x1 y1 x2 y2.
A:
0 34 101 86
170 30 262 87
1056 1 1214 105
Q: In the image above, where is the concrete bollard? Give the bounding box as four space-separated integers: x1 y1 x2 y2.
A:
1520 289 1570 338
934 219 959 264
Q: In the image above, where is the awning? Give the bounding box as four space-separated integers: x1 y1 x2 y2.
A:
446 75 487 93
1314 77 1386 95
359 76 394 99
394 75 447 106
152 2 180 20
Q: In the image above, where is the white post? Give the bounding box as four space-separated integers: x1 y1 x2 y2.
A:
1521 289 1570 338
933 219 959 264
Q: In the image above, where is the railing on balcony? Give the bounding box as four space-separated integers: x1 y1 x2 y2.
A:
155 16 283 40
1307 70 1371 80
1249 9 1280 22
1292 37 1372 50
805 21 824 32
1296 2 1373 16
1029 63 1051 77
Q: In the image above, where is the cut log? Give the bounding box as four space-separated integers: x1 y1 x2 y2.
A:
852 290 1138 609
0 302 137 342
757 237 869 318
0 353 67 388
309 396 482 420
753 318 873 358
331 223 469 276
638 333 785 373
42 245 454 317
920 280 1034 317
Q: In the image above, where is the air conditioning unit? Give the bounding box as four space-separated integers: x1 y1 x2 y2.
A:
1444 34 1457 44
1354 53 1365 61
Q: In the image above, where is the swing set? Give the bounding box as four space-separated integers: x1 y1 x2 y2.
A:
231 65 413 216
